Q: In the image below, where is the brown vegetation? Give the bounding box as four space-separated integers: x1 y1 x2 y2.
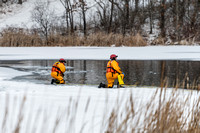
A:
104 88 200 133
0 28 147 47
1 85 200 133
1 27 199 47
0 28 43 47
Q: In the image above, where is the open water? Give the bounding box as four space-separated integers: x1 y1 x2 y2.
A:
0 60 199 88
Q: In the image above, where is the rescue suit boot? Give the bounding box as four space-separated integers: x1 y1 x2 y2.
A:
51 79 60 84
60 79 65 84
51 79 55 84
98 82 106 88
117 82 125 88
118 85 125 88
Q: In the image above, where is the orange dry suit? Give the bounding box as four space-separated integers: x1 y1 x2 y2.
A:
106 60 124 88
51 62 66 84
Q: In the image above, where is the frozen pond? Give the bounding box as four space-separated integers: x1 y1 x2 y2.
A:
0 60 199 88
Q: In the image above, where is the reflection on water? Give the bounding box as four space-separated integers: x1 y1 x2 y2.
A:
0 60 200 88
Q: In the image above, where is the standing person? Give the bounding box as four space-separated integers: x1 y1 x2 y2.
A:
98 54 125 88
51 58 66 84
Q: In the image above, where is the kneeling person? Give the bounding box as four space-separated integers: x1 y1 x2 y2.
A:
51 58 66 84
98 54 125 88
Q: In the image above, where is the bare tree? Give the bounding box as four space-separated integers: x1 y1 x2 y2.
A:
124 0 130 29
31 1 57 45
175 0 179 41
148 0 154 34
77 0 90 36
133 0 141 33
108 0 114 33
160 0 166 38
60 0 77 34
95 0 110 31
0 0 23 5
108 0 129 35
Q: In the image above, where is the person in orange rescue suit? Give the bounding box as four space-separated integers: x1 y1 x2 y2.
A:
51 58 66 84
98 54 125 88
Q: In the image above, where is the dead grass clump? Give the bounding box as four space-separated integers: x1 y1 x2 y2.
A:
125 33 147 46
86 32 107 46
172 72 200 90
179 40 189 45
151 37 165 45
134 33 147 46
104 86 200 132
0 28 43 47
143 90 187 133
84 32 117 46
0 28 147 47
48 34 89 46
114 34 125 46
84 32 147 47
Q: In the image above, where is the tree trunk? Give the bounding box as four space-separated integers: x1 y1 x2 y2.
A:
18 0 22 4
148 0 153 34
0 0 2 7
66 0 74 34
195 0 200 31
2 0 7 3
135 0 139 13
125 0 129 27
81 1 87 36
122 0 130 35
65 10 69 34
176 0 179 41
108 0 114 33
135 0 139 32
160 0 166 38
59 0 73 34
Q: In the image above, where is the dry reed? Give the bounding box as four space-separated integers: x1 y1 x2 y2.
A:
1 85 200 133
0 28 147 47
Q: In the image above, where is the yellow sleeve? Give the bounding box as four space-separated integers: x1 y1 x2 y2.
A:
112 60 122 74
58 63 66 73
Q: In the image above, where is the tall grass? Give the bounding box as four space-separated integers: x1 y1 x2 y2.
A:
0 28 43 47
0 28 147 47
102 89 200 133
0 86 200 133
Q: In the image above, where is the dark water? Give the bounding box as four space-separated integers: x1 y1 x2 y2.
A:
0 60 200 88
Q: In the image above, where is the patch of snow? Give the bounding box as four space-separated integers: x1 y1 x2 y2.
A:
0 46 199 61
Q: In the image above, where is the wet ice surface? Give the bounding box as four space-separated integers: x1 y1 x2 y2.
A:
0 60 200 87
0 60 94 85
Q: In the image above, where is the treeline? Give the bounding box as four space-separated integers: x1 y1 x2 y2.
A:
0 0 200 46
0 0 25 5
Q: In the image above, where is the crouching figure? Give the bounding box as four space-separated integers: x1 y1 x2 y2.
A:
51 58 66 84
98 54 125 88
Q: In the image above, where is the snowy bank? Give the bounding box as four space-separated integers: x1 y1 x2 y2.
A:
0 46 200 61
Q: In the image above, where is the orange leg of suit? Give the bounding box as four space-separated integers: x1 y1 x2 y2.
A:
106 73 124 88
51 72 65 84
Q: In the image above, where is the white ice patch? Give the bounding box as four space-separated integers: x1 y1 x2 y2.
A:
0 67 31 80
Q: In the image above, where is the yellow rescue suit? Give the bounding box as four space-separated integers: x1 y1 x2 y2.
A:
51 62 66 84
106 60 124 88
